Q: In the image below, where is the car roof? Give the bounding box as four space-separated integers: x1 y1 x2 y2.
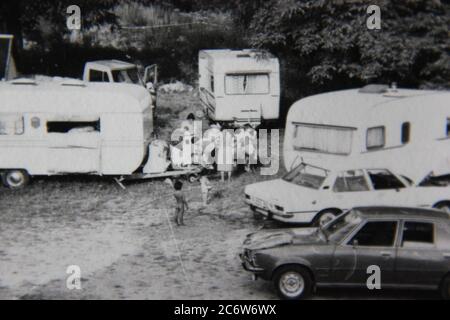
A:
87 60 135 70
353 206 450 221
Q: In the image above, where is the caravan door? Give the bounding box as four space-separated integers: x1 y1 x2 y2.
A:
45 118 101 174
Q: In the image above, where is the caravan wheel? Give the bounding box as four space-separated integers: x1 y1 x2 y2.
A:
2 170 30 189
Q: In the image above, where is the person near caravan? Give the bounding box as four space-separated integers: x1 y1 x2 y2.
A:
217 129 235 182
173 180 189 226
199 175 212 206
201 123 222 168
244 125 258 172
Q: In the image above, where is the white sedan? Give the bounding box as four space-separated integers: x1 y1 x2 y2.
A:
244 163 450 226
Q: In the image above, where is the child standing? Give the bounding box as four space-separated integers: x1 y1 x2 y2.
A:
173 180 189 226
199 176 212 206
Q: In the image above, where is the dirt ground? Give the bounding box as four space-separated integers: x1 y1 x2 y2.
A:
0 91 437 300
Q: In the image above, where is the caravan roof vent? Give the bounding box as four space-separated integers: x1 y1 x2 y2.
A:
10 78 37 85
359 84 389 94
61 79 86 87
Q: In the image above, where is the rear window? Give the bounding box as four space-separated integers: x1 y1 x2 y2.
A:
366 126 385 149
402 221 434 247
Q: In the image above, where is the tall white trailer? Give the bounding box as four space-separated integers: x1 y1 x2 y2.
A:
199 49 280 127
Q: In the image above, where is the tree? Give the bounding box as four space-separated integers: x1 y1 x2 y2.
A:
238 0 450 103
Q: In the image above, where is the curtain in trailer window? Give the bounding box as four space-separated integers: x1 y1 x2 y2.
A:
225 74 269 94
293 124 353 155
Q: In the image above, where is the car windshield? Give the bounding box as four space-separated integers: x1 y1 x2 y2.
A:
112 68 141 85
322 210 362 243
282 163 328 189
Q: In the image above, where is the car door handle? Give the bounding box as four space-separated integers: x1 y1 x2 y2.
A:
380 251 392 257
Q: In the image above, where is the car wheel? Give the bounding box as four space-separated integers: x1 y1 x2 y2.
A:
2 170 30 189
314 210 338 228
434 202 450 214
440 275 450 300
273 266 313 300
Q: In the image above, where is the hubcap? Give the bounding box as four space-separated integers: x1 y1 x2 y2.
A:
279 271 305 298
319 213 335 227
7 171 25 187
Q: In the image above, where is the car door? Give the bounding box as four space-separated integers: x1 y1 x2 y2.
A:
395 220 448 287
331 219 399 287
365 169 410 206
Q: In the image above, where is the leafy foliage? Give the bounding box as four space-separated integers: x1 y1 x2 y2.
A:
239 0 450 104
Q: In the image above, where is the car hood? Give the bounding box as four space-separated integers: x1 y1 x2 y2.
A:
245 179 317 210
243 228 324 250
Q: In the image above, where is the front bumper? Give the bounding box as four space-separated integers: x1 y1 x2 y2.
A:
245 199 316 223
239 253 264 272
245 199 293 219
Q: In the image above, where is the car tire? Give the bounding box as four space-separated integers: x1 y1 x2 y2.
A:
434 202 450 214
440 275 450 300
2 170 30 189
313 210 339 228
273 265 313 300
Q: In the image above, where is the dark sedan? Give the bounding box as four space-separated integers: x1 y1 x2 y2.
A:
240 206 450 299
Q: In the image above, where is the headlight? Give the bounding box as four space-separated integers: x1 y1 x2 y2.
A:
275 205 284 212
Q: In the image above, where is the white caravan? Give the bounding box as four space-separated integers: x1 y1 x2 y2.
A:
284 85 450 183
199 49 280 127
0 79 153 188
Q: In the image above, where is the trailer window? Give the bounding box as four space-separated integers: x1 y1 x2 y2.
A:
293 124 354 155
0 115 24 135
401 122 410 144
447 118 450 137
47 120 100 133
225 73 269 95
366 126 385 149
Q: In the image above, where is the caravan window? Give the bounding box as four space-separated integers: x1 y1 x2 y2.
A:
367 169 405 190
293 124 354 155
0 115 24 135
401 122 410 144
47 120 100 133
225 73 269 95
447 118 450 137
366 126 385 149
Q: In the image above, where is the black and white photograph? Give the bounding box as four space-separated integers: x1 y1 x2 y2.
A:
0 0 450 307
